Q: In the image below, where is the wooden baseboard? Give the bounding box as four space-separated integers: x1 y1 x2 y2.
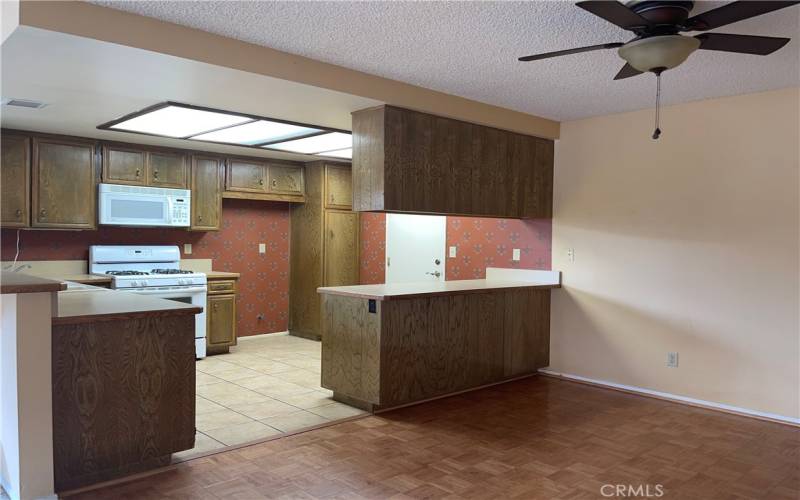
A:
288 329 321 341
539 370 800 428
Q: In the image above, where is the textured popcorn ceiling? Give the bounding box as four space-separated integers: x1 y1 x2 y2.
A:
92 1 798 121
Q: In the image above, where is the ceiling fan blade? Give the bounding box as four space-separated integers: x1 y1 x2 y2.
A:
695 33 791 55
613 63 644 80
576 1 652 30
686 1 800 31
518 42 624 62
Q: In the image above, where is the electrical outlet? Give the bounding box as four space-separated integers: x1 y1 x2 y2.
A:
449 246 457 258
566 248 575 263
183 243 192 255
258 243 266 254
667 352 679 368
512 248 521 261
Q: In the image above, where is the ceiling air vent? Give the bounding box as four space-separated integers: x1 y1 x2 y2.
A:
2 98 47 109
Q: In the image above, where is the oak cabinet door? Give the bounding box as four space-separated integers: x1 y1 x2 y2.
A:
190 155 222 231
226 159 267 193
148 151 188 188
1 134 31 227
323 211 359 287
32 137 96 229
324 164 352 209
268 164 304 196
102 146 146 185
207 294 236 349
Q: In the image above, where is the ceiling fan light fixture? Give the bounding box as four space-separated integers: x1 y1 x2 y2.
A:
618 35 701 73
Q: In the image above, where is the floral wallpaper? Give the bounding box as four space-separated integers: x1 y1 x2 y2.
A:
357 213 552 283
0 199 290 337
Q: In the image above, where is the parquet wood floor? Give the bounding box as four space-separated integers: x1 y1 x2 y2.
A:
69 376 799 499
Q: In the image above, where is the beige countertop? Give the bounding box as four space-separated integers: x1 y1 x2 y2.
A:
48 274 113 284
206 271 240 279
54 283 203 326
1 271 67 294
318 278 560 301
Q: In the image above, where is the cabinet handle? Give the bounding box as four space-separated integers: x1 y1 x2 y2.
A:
135 168 141 178
40 209 47 218
213 303 218 311
258 178 264 186
198 215 203 222
15 209 22 217
153 170 159 180
330 194 335 203
272 179 277 188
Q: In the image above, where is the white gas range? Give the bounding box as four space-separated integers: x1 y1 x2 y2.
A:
89 245 208 358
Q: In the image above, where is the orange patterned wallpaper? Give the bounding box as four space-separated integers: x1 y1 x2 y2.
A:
0 199 290 337
358 213 552 283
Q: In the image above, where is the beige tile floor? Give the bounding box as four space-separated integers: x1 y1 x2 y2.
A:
173 333 367 462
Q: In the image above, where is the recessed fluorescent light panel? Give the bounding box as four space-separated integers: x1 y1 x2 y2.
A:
108 105 250 138
98 102 351 157
191 120 322 146
266 132 352 155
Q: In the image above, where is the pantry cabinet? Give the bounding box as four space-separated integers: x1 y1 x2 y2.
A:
1 134 31 227
289 161 358 341
224 157 305 202
206 276 238 354
190 155 223 231
32 136 97 229
102 144 187 188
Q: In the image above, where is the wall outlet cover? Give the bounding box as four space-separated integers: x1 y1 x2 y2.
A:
183 243 192 255
449 246 457 258
512 248 521 261
667 352 679 368
258 243 266 254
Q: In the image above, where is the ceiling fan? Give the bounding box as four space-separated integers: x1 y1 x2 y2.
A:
519 1 800 139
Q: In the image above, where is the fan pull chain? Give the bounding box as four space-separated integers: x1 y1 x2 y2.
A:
652 72 662 140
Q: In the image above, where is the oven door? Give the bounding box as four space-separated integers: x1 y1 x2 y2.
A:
127 286 208 358
99 191 174 227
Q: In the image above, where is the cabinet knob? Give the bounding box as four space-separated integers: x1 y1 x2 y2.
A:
272 179 277 188
135 168 141 178
213 303 218 311
198 215 203 222
40 209 47 218
153 170 159 180
258 178 264 186
15 209 22 217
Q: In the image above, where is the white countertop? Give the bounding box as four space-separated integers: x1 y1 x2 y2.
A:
318 269 561 301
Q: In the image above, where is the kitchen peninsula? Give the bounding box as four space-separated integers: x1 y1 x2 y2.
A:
318 268 560 411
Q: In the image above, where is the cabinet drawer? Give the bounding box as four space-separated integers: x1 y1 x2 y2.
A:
208 279 237 294
268 164 304 196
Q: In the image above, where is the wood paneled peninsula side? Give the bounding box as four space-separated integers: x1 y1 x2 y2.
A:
51 284 201 492
318 268 560 411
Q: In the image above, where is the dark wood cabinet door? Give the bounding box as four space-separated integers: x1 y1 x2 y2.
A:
148 151 187 188
32 137 96 229
324 164 352 209
207 294 236 349
268 164 304 196
226 159 267 193
1 134 31 227
190 155 222 231
102 146 145 185
323 210 359 287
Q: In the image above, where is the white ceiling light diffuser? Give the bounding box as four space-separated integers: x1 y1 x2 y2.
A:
267 132 352 154
321 148 352 159
109 105 250 138
190 120 322 145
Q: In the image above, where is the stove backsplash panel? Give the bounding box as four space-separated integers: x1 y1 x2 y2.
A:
0 199 290 337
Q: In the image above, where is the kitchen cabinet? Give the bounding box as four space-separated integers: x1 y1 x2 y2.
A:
32 136 97 229
1 134 31 227
206 276 238 354
289 161 358 341
224 158 305 202
324 164 352 209
351 105 554 218
102 144 188 188
190 155 223 231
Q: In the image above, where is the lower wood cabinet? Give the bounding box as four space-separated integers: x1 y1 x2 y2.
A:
206 276 238 354
32 136 97 229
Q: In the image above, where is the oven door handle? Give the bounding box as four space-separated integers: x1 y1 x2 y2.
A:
121 286 207 295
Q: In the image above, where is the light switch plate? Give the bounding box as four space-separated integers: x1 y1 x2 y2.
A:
258 243 266 254
183 243 192 255
512 248 521 261
449 246 457 258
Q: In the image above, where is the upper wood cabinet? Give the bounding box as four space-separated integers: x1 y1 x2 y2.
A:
351 105 554 218
224 158 305 202
102 144 187 188
1 134 31 227
324 164 352 210
190 155 223 231
32 137 97 229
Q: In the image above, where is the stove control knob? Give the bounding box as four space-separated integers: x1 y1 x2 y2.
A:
140 280 148 287
130 280 139 287
178 279 185 285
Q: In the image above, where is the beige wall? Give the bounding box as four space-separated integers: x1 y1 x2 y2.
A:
551 87 800 420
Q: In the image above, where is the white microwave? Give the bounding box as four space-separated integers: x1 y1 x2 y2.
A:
98 183 190 227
